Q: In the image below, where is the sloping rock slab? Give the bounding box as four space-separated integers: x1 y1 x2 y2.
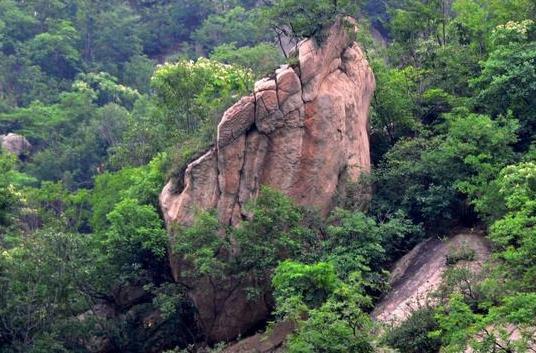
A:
372 230 491 324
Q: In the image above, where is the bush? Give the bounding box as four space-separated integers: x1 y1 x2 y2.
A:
383 307 441 353
282 273 375 353
445 243 476 266
273 261 340 315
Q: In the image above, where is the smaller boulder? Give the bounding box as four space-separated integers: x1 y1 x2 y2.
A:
1 133 32 157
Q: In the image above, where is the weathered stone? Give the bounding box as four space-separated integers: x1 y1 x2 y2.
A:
222 321 296 353
189 275 272 343
77 304 116 353
276 67 301 103
284 107 305 129
238 131 269 208
160 150 219 280
217 135 246 226
0 133 31 157
160 18 376 343
112 284 148 309
261 127 304 194
299 18 359 102
217 96 255 148
255 89 282 134
254 78 276 93
279 92 303 116
372 230 491 324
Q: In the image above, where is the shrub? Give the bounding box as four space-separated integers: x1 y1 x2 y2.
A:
383 307 441 353
445 243 477 266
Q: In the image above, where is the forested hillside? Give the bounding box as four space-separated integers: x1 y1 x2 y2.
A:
0 1 535 353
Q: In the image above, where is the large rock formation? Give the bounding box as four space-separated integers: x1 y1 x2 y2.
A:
160 19 375 343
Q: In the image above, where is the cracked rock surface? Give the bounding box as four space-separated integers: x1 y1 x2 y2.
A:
160 19 375 343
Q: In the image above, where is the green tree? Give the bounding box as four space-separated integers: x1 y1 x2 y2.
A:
370 60 422 159
0 151 19 234
273 261 340 316
90 154 165 233
372 112 518 233
383 307 441 353
104 198 167 265
470 20 536 149
273 266 374 353
88 3 143 76
0 0 38 53
263 0 360 41
193 6 269 52
26 20 81 79
488 162 536 290
210 42 283 78
151 58 252 136
0 231 94 353
122 55 155 94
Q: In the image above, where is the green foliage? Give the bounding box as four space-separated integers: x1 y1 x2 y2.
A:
90 153 166 233
74 72 141 109
105 198 167 262
286 300 373 353
431 293 479 353
173 211 227 279
193 6 269 52
446 243 477 266
471 20 536 148
234 187 316 274
135 0 213 56
1 1 535 352
27 102 130 188
370 60 422 158
0 152 20 232
488 162 536 290
430 162 536 353
22 181 92 233
324 209 386 280
273 261 340 315
0 231 93 352
275 270 374 353
151 58 253 137
107 97 167 169
323 208 421 292
122 55 155 94
89 4 143 76
0 89 95 143
263 0 360 40
432 291 536 353
173 187 315 284
373 112 518 233
210 42 283 78
383 307 441 353
26 20 81 79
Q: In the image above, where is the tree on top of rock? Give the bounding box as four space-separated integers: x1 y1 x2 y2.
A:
263 0 361 42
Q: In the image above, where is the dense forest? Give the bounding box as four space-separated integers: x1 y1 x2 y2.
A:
0 0 535 352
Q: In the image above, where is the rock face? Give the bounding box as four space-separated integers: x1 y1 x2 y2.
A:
221 321 295 353
372 230 491 324
160 19 375 343
0 133 31 157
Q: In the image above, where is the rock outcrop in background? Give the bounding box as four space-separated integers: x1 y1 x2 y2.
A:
160 19 375 343
0 133 32 158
